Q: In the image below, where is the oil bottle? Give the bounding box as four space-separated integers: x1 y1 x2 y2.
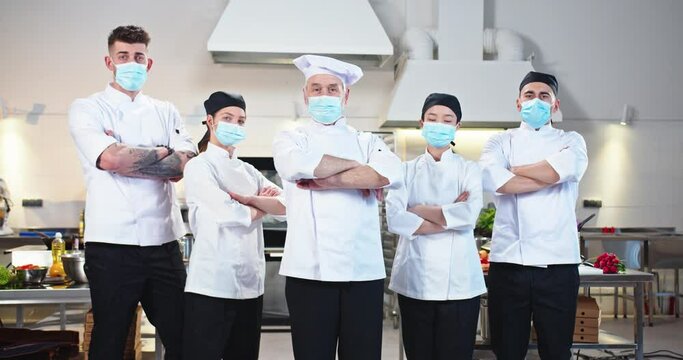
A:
48 232 66 277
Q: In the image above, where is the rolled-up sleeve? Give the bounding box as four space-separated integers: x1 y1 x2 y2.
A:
366 135 403 190
168 104 197 154
68 99 117 167
385 166 423 239
545 132 588 183
184 159 252 228
272 130 324 182
442 162 483 230
479 133 514 195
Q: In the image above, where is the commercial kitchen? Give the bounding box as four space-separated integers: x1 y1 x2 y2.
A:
1 0 682 359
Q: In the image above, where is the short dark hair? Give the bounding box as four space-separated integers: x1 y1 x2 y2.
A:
108 25 150 48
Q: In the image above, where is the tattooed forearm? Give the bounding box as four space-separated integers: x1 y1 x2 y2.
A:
131 152 183 178
99 143 196 180
121 151 196 180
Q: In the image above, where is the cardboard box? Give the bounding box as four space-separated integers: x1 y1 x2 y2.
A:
573 333 599 343
575 316 600 328
576 296 601 318
574 325 599 335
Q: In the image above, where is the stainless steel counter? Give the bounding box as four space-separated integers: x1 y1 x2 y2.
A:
580 228 683 322
473 267 654 360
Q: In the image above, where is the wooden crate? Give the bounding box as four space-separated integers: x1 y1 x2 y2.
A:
576 296 601 318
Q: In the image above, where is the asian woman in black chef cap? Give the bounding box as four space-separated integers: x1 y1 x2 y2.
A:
385 93 487 360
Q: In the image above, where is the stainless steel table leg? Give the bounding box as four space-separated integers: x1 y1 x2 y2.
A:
647 280 655 326
634 282 645 360
622 286 628 318
16 304 23 327
59 303 66 330
613 287 619 318
675 268 680 318
643 241 655 326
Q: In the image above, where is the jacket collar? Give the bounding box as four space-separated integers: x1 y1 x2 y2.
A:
206 142 237 160
103 83 148 107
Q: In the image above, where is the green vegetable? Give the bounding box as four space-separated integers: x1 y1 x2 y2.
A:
0 267 11 286
475 207 496 237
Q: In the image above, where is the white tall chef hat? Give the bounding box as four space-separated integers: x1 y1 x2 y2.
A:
293 54 363 87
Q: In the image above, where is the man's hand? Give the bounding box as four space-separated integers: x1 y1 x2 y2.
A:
455 191 469 203
359 189 383 200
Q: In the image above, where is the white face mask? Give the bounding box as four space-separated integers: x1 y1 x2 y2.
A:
114 62 147 91
307 96 343 124
520 98 552 129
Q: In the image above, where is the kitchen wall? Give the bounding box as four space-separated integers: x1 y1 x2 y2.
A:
0 0 681 233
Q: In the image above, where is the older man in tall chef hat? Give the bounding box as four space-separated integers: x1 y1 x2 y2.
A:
272 55 403 360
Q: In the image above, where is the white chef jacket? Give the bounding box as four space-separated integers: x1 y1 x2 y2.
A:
69 84 196 246
184 143 285 299
273 118 402 281
479 122 588 266
386 149 487 300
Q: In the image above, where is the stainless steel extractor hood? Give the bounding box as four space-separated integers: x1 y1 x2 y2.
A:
383 59 535 128
208 0 394 68
382 0 563 128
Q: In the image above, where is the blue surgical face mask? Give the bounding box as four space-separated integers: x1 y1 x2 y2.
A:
307 96 343 124
520 98 552 129
421 122 456 148
114 62 148 91
214 121 245 146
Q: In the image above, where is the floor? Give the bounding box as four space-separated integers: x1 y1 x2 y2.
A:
2 304 683 359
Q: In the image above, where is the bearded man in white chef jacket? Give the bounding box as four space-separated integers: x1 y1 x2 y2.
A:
272 55 402 360
480 71 588 360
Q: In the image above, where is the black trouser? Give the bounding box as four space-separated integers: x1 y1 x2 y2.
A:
84 241 186 360
182 292 263 360
285 277 384 360
488 262 580 360
398 294 480 360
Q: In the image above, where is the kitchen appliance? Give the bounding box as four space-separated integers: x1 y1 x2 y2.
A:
383 0 542 128
207 0 393 68
61 253 88 283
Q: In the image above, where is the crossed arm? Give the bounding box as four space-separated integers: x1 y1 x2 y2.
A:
409 190 475 235
496 160 559 194
229 186 286 217
296 155 389 192
97 143 196 180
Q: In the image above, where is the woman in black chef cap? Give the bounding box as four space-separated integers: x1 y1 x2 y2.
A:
182 91 286 360
385 93 486 359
